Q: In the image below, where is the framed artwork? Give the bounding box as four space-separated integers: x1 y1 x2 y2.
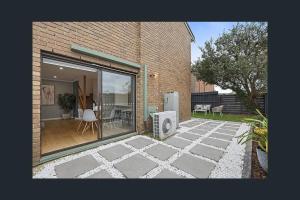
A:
41 85 55 105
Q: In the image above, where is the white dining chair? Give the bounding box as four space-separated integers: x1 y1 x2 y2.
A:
81 109 98 135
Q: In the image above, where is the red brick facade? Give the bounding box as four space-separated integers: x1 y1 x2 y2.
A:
32 22 193 165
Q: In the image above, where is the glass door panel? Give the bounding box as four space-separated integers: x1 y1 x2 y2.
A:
101 70 135 138
40 57 99 155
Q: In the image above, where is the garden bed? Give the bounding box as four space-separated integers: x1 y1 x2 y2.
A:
251 141 267 179
192 112 258 122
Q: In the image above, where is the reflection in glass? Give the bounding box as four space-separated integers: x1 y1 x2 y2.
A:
102 71 135 138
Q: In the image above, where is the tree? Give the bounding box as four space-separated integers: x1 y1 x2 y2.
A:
191 22 268 112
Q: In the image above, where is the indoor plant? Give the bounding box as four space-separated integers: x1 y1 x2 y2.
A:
58 93 76 119
237 109 268 173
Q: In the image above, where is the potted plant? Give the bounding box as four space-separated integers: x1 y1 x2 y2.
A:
237 109 268 173
58 93 76 119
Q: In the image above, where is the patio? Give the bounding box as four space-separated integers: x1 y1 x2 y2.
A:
33 118 251 178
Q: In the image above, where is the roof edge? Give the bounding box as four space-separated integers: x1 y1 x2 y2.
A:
184 22 195 42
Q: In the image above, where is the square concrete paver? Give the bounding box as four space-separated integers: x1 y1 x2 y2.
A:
114 154 158 178
180 123 197 128
126 137 155 149
98 144 133 161
177 132 202 141
199 128 215 132
223 124 240 127
209 132 234 141
153 169 185 178
87 170 113 178
180 120 201 127
171 153 215 178
145 144 178 161
225 122 241 126
196 124 215 129
189 128 209 135
201 138 231 149
190 144 224 161
206 122 222 126
215 128 237 135
196 126 214 130
219 125 240 130
55 155 101 178
164 137 192 149
200 125 217 128
194 119 208 122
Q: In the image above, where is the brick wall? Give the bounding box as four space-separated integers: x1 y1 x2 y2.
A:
32 22 192 165
140 22 192 121
191 74 214 93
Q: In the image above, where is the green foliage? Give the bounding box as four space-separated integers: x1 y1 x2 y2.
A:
237 109 268 152
192 22 268 112
58 93 76 113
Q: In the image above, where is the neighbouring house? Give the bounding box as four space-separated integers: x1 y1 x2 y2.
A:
32 22 195 166
191 74 214 93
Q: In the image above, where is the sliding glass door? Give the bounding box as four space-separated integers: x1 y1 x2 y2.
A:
41 53 136 155
101 70 135 138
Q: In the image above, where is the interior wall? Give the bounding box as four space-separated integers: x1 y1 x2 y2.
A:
92 79 98 102
41 79 73 120
78 77 93 96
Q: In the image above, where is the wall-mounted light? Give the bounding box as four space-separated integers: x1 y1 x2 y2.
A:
53 75 57 78
149 73 158 78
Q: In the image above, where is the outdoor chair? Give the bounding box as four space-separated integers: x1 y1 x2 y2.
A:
193 104 202 114
203 105 211 114
81 109 98 135
212 105 224 116
193 104 211 115
121 110 132 126
103 109 116 128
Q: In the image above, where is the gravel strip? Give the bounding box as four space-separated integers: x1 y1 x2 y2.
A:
33 118 250 179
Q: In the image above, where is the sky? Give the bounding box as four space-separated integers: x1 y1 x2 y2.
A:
188 22 238 93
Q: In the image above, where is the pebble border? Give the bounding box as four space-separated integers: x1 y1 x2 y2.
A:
33 119 250 178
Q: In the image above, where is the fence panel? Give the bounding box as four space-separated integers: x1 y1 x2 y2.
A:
221 94 250 114
191 91 220 110
191 92 267 115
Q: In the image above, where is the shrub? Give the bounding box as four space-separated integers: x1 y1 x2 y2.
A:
58 93 76 114
237 109 268 152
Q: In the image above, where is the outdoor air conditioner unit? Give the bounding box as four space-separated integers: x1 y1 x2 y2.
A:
164 91 179 128
153 111 176 140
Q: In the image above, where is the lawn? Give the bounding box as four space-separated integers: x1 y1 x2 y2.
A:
192 112 258 122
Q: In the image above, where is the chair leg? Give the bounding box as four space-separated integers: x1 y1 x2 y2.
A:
95 121 98 128
82 122 88 135
92 122 94 135
77 120 83 132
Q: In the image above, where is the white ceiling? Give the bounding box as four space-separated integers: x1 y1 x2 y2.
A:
41 62 97 82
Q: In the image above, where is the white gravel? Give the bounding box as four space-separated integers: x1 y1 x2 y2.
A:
209 123 250 178
33 119 250 179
